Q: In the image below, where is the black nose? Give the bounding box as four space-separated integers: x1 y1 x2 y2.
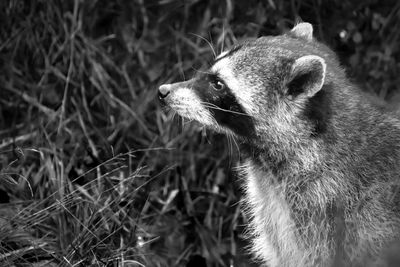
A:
158 84 171 99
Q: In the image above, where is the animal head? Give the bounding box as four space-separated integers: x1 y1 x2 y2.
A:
159 23 339 145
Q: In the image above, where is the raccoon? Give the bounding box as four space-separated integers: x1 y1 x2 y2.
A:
158 23 400 267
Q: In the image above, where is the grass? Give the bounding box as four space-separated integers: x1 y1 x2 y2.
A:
0 0 399 266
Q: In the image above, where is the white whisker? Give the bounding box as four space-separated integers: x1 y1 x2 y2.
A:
230 132 241 159
190 33 216 59
200 101 252 117
221 25 225 54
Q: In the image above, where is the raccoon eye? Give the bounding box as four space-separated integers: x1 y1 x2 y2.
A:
211 79 225 91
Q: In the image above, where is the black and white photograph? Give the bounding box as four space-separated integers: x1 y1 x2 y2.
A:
1 0 400 266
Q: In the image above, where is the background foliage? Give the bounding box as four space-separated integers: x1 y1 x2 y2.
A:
0 0 399 266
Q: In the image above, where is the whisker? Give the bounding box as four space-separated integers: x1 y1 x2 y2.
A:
230 132 241 160
208 30 214 56
200 101 252 117
227 133 233 166
202 127 210 144
190 33 217 59
183 117 194 126
221 25 225 54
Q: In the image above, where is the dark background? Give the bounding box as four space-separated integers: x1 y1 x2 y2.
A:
0 0 399 266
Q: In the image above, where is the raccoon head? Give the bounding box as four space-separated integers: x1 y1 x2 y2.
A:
159 23 328 146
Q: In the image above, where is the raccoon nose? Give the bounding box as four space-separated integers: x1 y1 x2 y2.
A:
158 84 171 99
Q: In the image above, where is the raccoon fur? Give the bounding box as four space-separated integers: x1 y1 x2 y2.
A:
158 23 400 267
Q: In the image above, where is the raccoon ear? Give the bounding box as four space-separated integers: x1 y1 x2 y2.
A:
286 55 326 99
290 23 313 41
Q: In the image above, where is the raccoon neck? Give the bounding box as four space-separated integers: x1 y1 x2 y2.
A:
241 131 321 180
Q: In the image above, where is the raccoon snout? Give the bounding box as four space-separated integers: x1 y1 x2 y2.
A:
158 84 171 100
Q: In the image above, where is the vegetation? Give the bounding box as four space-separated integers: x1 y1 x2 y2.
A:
0 0 399 266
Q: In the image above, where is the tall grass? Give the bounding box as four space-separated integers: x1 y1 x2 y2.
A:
0 0 399 266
